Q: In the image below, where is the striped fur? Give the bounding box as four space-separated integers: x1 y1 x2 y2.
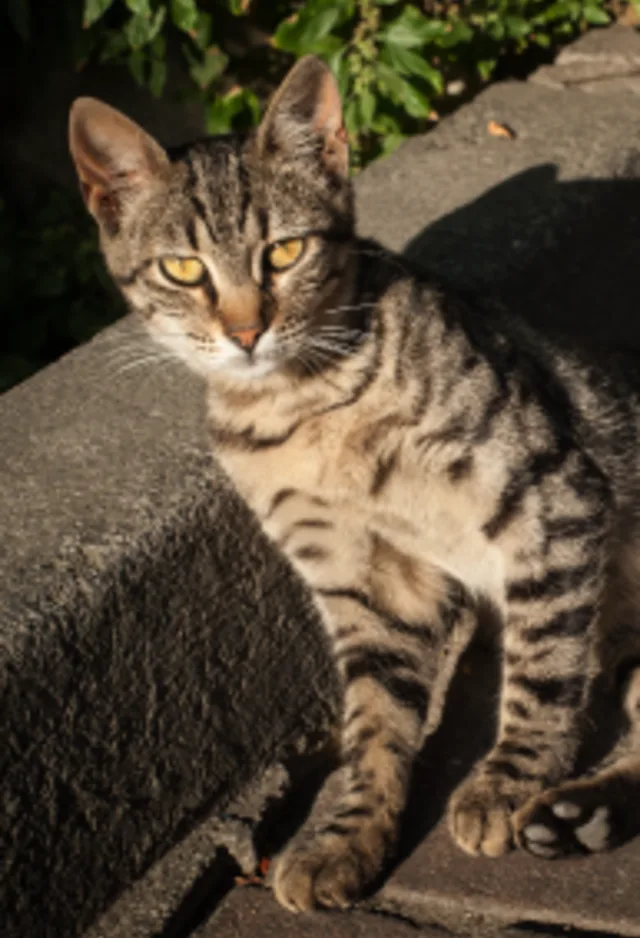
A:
70 56 640 911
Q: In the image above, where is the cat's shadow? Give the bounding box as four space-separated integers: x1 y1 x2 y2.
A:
403 159 640 351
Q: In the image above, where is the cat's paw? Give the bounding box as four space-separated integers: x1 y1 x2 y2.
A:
272 830 376 912
514 782 617 858
448 771 541 857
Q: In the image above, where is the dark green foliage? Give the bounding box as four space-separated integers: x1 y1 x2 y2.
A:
77 0 616 164
0 188 124 393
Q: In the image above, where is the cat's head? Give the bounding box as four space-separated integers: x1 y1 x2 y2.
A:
69 56 359 384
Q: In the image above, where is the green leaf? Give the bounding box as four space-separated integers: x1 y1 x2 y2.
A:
99 28 129 61
377 63 431 119
380 132 407 157
359 86 376 125
381 7 446 49
333 47 350 98
244 89 262 124
483 17 506 41
397 80 431 119
128 47 146 85
148 7 166 43
433 19 473 48
504 15 531 39
83 0 115 29
380 43 444 94
151 32 166 58
274 5 343 54
125 0 151 15
344 98 362 139
206 89 254 134
304 34 344 58
477 58 497 81
192 11 213 50
226 0 251 13
371 112 402 135
171 0 199 33
539 2 572 21
531 32 551 47
187 45 229 89
149 57 167 97
125 13 152 48
583 4 610 24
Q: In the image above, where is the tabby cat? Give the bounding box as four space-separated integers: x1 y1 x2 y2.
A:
69 56 640 911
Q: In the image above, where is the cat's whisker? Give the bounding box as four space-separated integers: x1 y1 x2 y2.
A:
306 337 355 359
108 351 178 377
302 342 353 384
296 348 344 393
104 343 159 365
322 301 378 319
315 325 364 338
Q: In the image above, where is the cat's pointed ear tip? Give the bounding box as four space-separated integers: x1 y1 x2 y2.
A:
287 54 335 82
70 96 105 120
68 97 114 142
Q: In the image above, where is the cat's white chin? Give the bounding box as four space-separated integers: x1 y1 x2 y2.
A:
215 356 280 380
210 333 281 380
151 329 282 381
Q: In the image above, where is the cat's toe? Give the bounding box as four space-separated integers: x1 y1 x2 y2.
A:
272 835 368 912
448 777 515 857
515 786 614 857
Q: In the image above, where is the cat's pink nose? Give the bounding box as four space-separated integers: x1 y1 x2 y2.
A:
229 326 263 353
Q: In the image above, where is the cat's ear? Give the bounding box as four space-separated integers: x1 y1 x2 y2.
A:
257 56 348 177
69 98 169 233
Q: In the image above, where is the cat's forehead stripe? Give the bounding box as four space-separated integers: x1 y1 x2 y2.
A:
185 217 198 252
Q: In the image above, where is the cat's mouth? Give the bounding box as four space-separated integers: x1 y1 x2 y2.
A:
150 324 284 382
216 329 283 379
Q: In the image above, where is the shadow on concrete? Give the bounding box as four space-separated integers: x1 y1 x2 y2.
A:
403 161 640 350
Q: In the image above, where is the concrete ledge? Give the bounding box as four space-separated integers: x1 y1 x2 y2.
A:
0 318 339 937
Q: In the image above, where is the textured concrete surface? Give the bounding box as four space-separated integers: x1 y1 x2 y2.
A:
531 23 640 92
531 61 640 93
357 79 640 349
4 20 640 938
0 317 339 938
201 888 439 938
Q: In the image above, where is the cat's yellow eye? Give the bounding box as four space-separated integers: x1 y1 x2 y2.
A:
266 238 306 272
159 256 207 286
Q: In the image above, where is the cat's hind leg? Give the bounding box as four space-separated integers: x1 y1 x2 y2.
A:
515 665 640 857
515 531 640 857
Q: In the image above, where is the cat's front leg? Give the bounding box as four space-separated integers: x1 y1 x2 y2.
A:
265 494 475 910
274 583 475 911
448 465 610 858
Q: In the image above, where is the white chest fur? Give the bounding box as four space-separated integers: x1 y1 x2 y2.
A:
214 409 506 609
